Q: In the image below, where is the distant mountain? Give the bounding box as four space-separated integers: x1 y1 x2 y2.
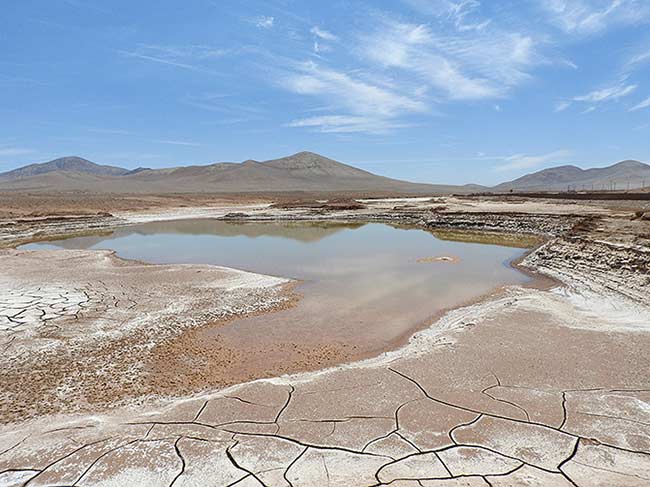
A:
494 160 650 192
0 152 471 194
0 156 129 180
5 152 644 195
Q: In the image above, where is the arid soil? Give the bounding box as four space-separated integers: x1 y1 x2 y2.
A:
0 250 294 423
0 193 649 486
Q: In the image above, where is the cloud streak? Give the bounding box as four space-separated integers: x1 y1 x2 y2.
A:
539 0 650 35
251 16 274 29
496 150 572 171
118 44 229 73
358 18 538 101
574 81 637 102
281 61 426 133
629 96 650 111
311 26 338 41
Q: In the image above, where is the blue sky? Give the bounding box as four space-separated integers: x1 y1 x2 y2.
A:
1 0 649 185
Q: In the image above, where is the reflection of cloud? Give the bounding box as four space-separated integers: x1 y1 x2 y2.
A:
44 220 364 246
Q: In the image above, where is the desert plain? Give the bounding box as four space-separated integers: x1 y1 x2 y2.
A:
0 191 649 487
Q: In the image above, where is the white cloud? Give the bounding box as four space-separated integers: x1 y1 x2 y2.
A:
359 18 538 100
554 100 571 112
629 96 650 111
402 0 491 31
310 26 338 41
313 40 333 54
276 9 542 133
539 0 650 35
561 59 579 69
280 61 426 133
252 16 274 29
625 47 650 70
574 82 637 102
152 139 201 147
496 149 572 171
119 44 228 73
0 147 35 158
287 115 409 133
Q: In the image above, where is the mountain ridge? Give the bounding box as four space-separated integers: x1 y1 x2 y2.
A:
0 152 465 194
1 153 648 193
493 159 650 191
0 156 130 180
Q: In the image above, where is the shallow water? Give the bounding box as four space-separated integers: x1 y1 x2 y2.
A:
24 220 530 353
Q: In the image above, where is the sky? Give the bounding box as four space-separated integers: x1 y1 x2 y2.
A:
1 0 649 186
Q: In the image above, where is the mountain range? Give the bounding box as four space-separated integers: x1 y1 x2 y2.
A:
493 160 650 192
0 152 648 194
0 152 479 194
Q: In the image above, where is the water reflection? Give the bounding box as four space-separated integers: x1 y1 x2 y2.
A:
23 220 530 349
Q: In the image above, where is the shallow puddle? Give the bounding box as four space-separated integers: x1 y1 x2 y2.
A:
25 220 528 337
23 220 532 384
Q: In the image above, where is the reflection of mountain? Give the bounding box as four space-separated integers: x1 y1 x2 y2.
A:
380 223 537 249
48 220 367 249
429 229 540 249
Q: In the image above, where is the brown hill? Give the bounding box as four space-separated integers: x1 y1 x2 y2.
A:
494 160 650 192
0 152 475 194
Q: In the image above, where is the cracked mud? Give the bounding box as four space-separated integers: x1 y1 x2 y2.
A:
1 196 649 486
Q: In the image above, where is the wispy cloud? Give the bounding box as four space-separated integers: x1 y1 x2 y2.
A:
574 81 637 102
275 7 541 134
118 44 228 73
629 96 650 111
554 100 572 112
182 93 265 120
281 61 426 133
358 18 538 100
310 26 338 54
87 128 202 147
287 115 410 133
401 0 491 32
539 0 650 35
251 16 274 29
495 149 572 171
311 26 338 41
625 46 650 71
0 147 36 158
152 139 201 147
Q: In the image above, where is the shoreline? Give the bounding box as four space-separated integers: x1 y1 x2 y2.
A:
4 218 542 419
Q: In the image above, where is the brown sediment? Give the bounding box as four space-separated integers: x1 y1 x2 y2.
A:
143 281 355 397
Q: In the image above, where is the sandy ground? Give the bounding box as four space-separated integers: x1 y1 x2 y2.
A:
0 194 649 486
